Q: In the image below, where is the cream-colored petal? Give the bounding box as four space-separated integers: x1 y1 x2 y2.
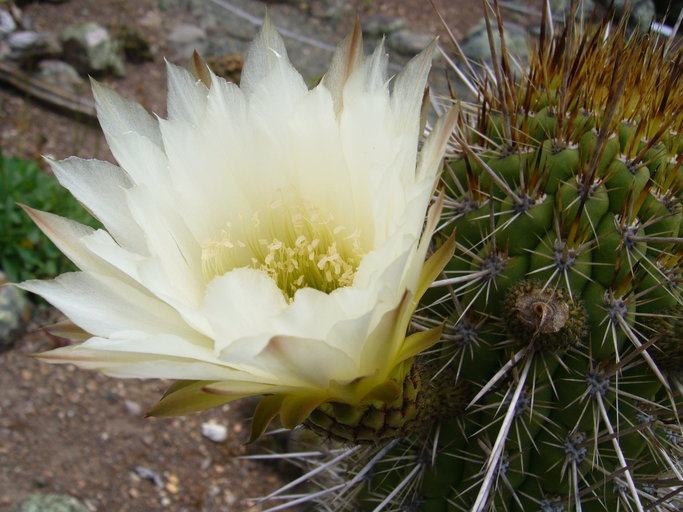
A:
239 13 289 97
166 60 208 124
35 340 250 380
353 229 415 291
124 185 203 306
358 293 408 377
21 207 96 272
78 333 216 362
417 104 459 181
246 50 308 128
323 305 376 364
206 74 248 128
390 39 436 141
22 207 150 293
21 208 210 338
48 156 146 252
281 86 361 238
23 22 453 414
80 227 212 338
252 335 359 388
19 272 201 340
321 21 363 114
91 79 162 146
202 380 285 396
273 287 372 351
80 229 145 281
106 130 171 192
158 117 254 240
347 39 389 96
202 268 288 356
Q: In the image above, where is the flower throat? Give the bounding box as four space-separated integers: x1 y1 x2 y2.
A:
201 201 364 300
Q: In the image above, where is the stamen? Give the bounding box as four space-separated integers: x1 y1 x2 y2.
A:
201 201 364 300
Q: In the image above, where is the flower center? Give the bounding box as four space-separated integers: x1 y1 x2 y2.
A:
201 200 364 300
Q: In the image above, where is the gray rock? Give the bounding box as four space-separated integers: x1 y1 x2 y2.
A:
60 22 126 77
35 60 85 94
139 10 163 29
0 271 30 352
309 0 347 19
158 0 183 10
362 14 406 37
459 19 530 66
158 0 205 14
0 9 17 36
205 35 249 61
613 0 656 30
12 494 89 512
387 28 435 56
550 0 596 19
7 30 60 62
168 23 207 59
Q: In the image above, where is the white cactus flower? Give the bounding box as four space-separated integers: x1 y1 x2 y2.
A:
21 19 456 437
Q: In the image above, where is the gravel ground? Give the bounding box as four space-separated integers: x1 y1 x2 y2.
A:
0 329 291 512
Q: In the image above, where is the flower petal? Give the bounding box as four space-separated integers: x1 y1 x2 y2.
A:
391 39 436 137
19 272 200 340
124 185 204 307
417 104 459 181
146 380 245 418
92 79 162 146
240 13 289 97
106 130 171 192
47 156 146 252
202 268 288 356
322 20 363 114
248 394 285 442
166 60 208 124
34 343 245 380
253 335 359 388
21 206 97 272
24 22 455 425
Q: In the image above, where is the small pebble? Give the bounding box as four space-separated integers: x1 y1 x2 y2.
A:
124 399 142 416
134 466 164 488
201 421 228 443
0 10 16 36
361 14 406 37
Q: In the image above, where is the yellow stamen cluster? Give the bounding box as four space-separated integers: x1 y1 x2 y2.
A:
201 201 364 300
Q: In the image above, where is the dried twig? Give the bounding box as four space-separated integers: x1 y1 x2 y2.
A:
0 60 97 123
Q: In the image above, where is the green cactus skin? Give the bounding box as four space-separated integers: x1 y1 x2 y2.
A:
260 6 682 512
393 11 681 510
304 362 471 444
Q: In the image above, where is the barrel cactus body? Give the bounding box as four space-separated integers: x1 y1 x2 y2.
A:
261 7 682 512
416 12 683 510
